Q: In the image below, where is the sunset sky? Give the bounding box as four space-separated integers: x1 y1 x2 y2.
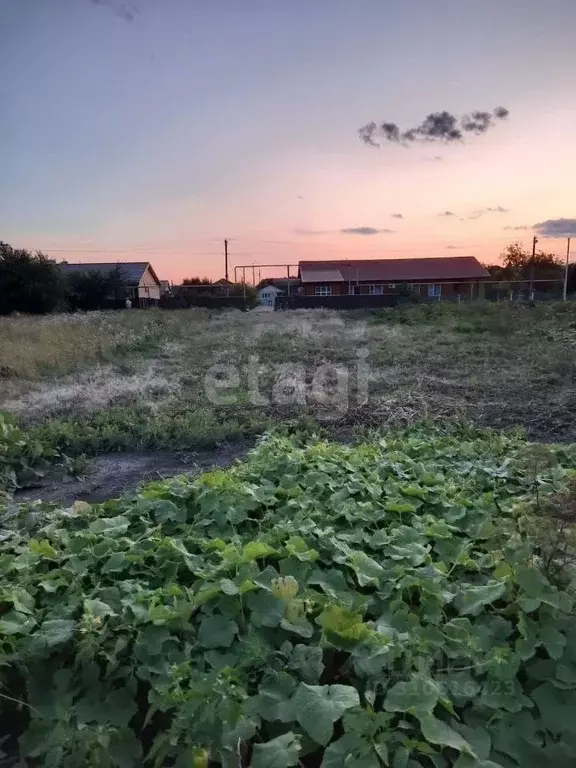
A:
2 0 576 282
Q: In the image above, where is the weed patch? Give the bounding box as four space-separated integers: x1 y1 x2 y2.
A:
30 403 271 455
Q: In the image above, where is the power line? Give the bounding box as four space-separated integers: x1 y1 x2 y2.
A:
46 248 222 256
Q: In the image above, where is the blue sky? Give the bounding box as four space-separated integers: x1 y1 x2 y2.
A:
2 0 576 279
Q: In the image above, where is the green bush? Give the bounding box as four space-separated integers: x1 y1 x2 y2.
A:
1 426 576 766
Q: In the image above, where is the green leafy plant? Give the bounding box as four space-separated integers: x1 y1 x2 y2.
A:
0 412 53 498
1 425 576 766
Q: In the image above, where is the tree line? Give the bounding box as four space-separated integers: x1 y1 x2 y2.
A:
0 242 128 315
486 242 574 286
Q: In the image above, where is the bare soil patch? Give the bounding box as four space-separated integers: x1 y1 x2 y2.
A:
15 442 252 506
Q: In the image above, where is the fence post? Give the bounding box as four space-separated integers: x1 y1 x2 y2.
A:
564 237 571 302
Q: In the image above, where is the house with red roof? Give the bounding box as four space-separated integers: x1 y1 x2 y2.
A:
298 257 490 300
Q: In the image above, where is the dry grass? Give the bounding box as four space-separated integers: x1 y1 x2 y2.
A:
0 309 205 381
2 303 576 450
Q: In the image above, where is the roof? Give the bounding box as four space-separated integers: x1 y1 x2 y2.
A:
299 257 489 283
300 268 344 283
60 262 160 286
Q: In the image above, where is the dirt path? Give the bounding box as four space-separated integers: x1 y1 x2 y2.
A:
15 442 252 506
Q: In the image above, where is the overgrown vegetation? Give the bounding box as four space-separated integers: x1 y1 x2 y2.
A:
1 425 576 766
2 304 576 459
0 309 196 381
31 403 269 456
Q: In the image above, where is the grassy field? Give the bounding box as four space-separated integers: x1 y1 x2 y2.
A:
2 302 576 455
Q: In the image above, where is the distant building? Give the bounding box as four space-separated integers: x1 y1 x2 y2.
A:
298 257 489 300
60 262 162 305
159 280 171 297
257 278 301 306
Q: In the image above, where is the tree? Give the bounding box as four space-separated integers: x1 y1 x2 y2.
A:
500 242 562 280
65 266 127 310
182 277 212 285
0 242 64 315
228 282 258 308
483 263 506 279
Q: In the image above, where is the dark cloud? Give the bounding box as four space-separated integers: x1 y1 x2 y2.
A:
461 108 509 135
461 111 493 134
504 225 531 231
415 111 462 142
487 206 509 213
360 106 509 148
381 123 402 143
533 218 576 237
88 0 137 22
340 227 395 236
494 106 510 120
446 244 480 250
391 213 404 219
358 122 379 147
439 211 456 217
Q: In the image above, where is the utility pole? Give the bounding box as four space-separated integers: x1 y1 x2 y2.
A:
224 239 229 282
529 235 538 300
563 237 572 302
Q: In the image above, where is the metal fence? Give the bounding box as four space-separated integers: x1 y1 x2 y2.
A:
275 280 574 310
484 280 568 302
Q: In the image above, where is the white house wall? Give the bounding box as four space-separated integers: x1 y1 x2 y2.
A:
138 267 161 300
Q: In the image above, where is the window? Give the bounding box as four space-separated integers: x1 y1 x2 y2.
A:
315 285 332 296
428 284 442 298
369 285 383 295
261 292 270 299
